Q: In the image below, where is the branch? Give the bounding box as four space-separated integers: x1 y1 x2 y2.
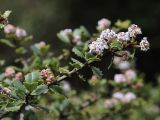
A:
0 51 112 119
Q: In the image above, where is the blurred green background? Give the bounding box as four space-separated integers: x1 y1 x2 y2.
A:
0 0 160 82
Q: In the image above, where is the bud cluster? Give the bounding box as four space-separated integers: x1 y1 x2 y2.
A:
4 67 23 81
40 68 56 85
4 24 27 38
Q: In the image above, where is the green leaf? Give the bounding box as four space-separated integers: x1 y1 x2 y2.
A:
72 47 84 58
109 39 123 51
57 30 71 44
5 106 21 112
0 24 5 29
91 66 103 79
31 85 48 95
12 80 26 98
50 57 60 70
70 58 83 69
115 19 131 29
73 26 90 41
5 100 25 112
16 47 27 54
84 52 100 63
31 45 41 55
58 67 70 75
0 73 5 81
24 82 38 92
0 39 15 48
25 71 40 83
49 85 66 97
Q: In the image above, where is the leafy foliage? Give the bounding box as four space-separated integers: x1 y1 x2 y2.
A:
0 10 157 120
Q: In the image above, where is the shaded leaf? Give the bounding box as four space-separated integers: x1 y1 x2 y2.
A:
31 85 48 95
72 47 84 58
91 66 103 79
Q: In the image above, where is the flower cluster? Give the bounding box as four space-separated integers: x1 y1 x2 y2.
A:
114 69 136 83
104 91 136 109
128 24 142 37
89 23 150 55
4 24 27 38
97 18 111 31
4 67 23 80
88 38 108 55
140 37 150 51
40 68 55 84
113 92 136 103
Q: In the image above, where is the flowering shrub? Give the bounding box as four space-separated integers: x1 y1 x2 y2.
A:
1 10 160 120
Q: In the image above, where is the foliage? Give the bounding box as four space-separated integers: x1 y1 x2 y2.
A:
0 11 158 120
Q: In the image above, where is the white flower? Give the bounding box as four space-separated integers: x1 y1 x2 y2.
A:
125 69 136 81
113 56 122 65
118 61 130 70
25 105 35 111
97 18 111 30
100 29 117 42
72 35 81 45
89 38 108 55
4 24 15 34
62 81 71 92
128 24 142 37
117 32 130 41
19 113 24 120
140 37 150 51
123 92 136 103
16 28 27 38
113 92 124 100
114 74 127 83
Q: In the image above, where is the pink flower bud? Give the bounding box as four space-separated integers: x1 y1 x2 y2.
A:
114 74 127 83
4 24 15 34
40 68 51 79
15 72 23 81
5 67 15 78
97 18 111 30
125 69 136 81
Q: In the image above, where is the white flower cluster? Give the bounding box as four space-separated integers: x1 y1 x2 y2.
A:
4 24 27 38
100 29 117 42
128 24 142 37
114 69 136 83
140 37 150 51
89 38 108 55
117 32 130 42
89 23 150 55
104 91 136 108
113 92 136 103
